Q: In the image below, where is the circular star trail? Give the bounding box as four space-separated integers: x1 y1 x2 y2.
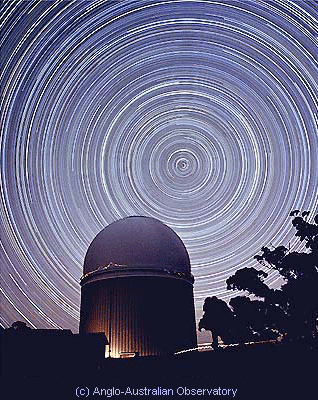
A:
1 1 317 340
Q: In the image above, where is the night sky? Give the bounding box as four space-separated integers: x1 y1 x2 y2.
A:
1 1 317 345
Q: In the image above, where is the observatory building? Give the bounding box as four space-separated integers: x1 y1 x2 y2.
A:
79 216 197 358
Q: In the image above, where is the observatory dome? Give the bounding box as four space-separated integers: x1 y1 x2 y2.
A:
83 216 190 275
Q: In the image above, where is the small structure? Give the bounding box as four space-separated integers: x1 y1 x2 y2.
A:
0 321 107 376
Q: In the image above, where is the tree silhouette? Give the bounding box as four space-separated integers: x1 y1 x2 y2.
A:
199 296 237 349
200 211 318 347
226 211 318 345
229 296 283 341
7 321 32 334
226 267 273 298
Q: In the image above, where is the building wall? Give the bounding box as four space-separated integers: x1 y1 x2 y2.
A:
80 276 197 357
1 330 106 376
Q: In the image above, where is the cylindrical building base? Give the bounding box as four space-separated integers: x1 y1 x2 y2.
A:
80 276 197 358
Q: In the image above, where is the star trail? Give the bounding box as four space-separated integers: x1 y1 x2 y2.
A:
1 1 317 341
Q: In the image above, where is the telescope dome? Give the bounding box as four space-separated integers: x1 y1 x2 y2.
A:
83 216 190 275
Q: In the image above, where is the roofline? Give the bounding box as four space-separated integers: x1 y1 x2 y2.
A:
80 265 194 287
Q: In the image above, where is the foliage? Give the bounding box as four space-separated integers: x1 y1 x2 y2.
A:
226 267 272 298
229 296 283 341
200 211 318 347
198 296 238 348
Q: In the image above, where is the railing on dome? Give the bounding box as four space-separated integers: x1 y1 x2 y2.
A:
80 262 194 283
